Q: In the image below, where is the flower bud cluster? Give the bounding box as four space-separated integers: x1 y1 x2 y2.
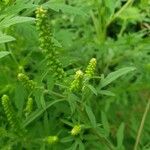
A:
1 95 19 130
24 97 33 117
17 73 36 90
43 135 58 144
70 58 97 93
71 125 81 136
85 58 97 78
35 6 65 81
70 70 84 92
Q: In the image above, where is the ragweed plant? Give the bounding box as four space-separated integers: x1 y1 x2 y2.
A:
35 6 65 81
0 0 149 150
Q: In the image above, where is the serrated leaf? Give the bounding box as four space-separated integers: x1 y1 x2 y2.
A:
0 16 35 29
43 2 87 16
0 34 15 44
101 67 136 88
85 105 97 128
119 7 143 22
0 51 10 59
117 123 125 148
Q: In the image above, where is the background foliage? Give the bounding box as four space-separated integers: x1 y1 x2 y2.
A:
0 0 150 150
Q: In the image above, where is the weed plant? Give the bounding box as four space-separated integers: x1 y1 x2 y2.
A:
0 0 150 150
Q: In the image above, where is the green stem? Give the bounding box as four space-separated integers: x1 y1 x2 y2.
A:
5 43 19 66
133 98 150 150
107 0 134 27
92 129 115 150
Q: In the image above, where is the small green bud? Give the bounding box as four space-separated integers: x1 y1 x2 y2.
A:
71 125 81 136
24 97 33 117
17 73 36 90
70 70 84 92
85 58 97 78
44 136 58 144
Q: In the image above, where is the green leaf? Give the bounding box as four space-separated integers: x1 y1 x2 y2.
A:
85 105 97 128
43 2 87 16
98 90 115 96
101 67 136 88
101 111 110 137
86 84 98 95
104 0 120 15
0 34 15 44
60 136 73 143
117 123 125 148
0 16 35 29
119 7 143 22
3 1 36 16
23 99 65 127
0 51 10 59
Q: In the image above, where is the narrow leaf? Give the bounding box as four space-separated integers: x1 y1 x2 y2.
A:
85 105 97 127
117 123 125 148
0 16 35 29
86 84 98 95
101 111 110 137
101 67 136 88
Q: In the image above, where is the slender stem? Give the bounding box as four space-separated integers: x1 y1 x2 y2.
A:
134 98 150 150
118 20 127 37
107 0 134 27
5 43 19 66
92 129 115 150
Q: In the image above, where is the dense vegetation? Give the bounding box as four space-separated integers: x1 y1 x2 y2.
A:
0 0 150 150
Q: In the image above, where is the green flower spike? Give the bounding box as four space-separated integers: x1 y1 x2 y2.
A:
43 135 59 144
71 125 81 136
70 70 84 92
35 6 65 81
17 73 36 90
24 97 33 117
85 58 97 78
1 95 18 129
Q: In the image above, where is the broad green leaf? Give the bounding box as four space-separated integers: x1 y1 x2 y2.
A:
43 2 87 16
0 51 10 59
0 34 15 44
101 111 110 137
101 67 136 88
117 123 125 148
85 105 97 128
0 16 35 29
3 2 36 15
